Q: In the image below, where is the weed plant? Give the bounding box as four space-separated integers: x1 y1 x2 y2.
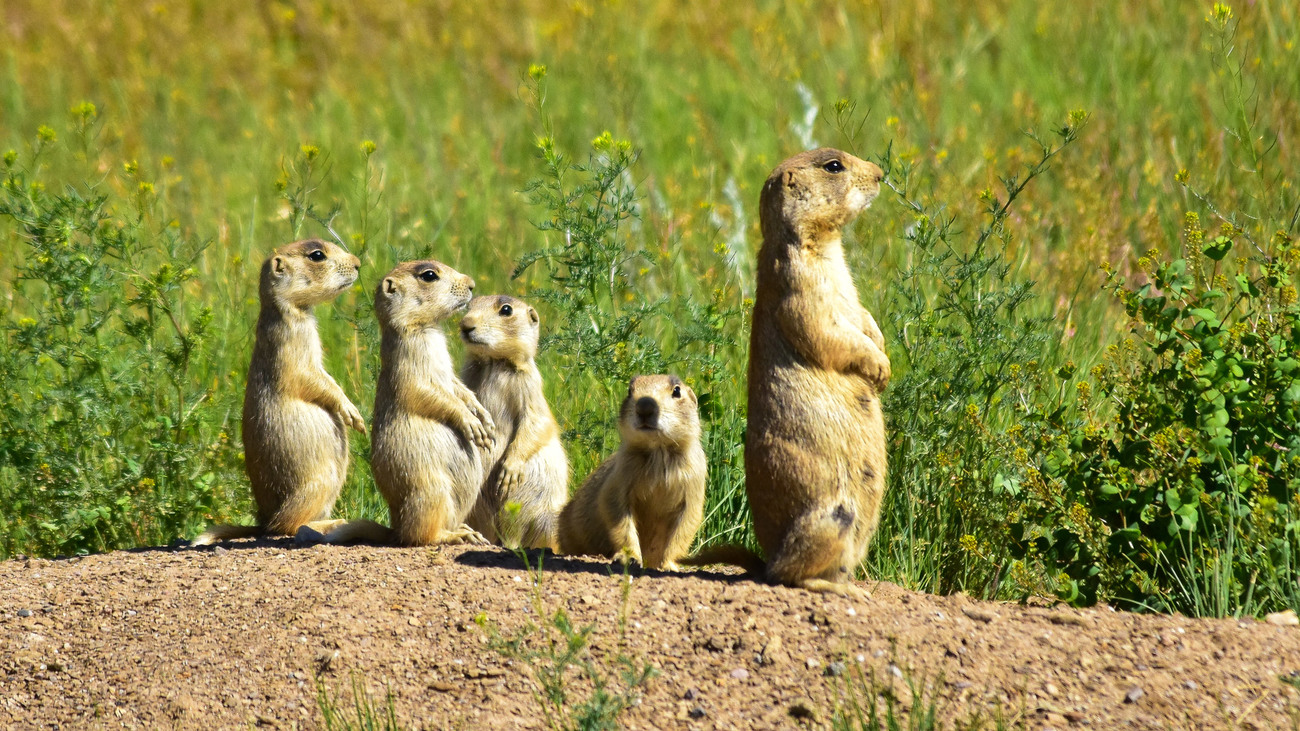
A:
316 674 406 731
475 552 656 731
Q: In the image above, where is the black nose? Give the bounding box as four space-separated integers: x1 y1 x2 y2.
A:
635 397 659 420
461 324 474 335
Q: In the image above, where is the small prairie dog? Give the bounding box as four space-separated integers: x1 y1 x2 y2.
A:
557 375 707 570
684 148 888 597
323 260 493 547
460 295 569 550
192 239 364 546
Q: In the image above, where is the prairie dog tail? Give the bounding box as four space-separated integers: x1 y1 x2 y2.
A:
318 519 394 545
190 524 261 546
679 544 767 577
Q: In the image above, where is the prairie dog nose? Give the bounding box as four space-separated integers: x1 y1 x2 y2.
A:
635 397 659 420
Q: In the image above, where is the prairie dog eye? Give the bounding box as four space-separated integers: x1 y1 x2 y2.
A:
419 269 439 282
822 160 845 174
671 385 682 398
499 304 513 316
308 249 327 262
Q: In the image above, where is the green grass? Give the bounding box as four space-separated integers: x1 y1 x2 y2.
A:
1 1 1297 616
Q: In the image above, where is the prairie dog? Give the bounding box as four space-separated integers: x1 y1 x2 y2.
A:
322 260 492 547
557 375 706 570
460 295 569 550
192 239 364 546
684 148 888 596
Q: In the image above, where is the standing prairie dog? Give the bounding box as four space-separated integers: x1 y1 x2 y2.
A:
557 375 707 570
192 239 365 546
321 260 493 547
683 148 889 596
460 295 569 550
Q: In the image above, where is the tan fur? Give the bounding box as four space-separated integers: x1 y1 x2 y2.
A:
557 375 706 570
685 148 888 597
460 295 569 550
192 239 364 546
323 260 492 547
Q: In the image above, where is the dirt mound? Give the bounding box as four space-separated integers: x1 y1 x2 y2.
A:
1 541 1297 729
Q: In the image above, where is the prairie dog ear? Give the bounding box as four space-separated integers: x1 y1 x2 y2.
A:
272 255 288 275
785 170 796 187
383 277 397 295
528 307 539 325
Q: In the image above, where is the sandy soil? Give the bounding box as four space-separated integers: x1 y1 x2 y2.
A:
1 539 1298 730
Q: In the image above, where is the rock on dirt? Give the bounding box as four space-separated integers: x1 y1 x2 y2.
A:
1 541 1299 729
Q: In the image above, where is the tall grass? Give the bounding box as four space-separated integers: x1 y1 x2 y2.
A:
1 1 1296 615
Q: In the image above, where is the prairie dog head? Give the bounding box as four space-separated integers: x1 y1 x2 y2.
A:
259 239 360 308
374 260 476 333
617 375 701 450
759 148 884 246
460 295 540 365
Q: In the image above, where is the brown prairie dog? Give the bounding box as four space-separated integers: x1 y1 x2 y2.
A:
192 239 364 546
685 148 888 597
323 260 493 547
557 375 707 570
459 295 569 550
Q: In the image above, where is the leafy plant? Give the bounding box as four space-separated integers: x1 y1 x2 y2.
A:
1013 6 1300 615
867 109 1088 597
0 110 242 558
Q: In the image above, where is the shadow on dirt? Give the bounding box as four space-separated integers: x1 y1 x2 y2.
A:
453 547 754 586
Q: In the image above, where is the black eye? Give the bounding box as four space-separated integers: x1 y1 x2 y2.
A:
308 249 327 262
822 160 845 174
672 385 682 398
499 304 513 317
420 269 439 282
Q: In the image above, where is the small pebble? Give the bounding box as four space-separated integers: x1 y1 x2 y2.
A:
683 688 698 701
213 546 229 556
729 668 749 680
888 664 903 679
17 609 31 618
825 661 846 677
688 706 706 719
805 657 820 670
1124 686 1144 703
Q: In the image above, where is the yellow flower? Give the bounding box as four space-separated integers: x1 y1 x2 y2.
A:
300 144 320 162
360 140 377 156
37 125 57 144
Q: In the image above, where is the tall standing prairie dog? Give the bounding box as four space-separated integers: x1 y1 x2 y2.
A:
460 295 569 550
192 239 365 546
557 375 707 570
683 148 889 596
321 260 493 547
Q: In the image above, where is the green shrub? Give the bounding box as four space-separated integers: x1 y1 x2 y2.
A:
513 69 752 549
868 112 1087 597
1016 219 1300 614
0 112 243 558
1010 6 1300 616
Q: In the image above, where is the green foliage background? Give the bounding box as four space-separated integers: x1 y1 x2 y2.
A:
1 0 1297 617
